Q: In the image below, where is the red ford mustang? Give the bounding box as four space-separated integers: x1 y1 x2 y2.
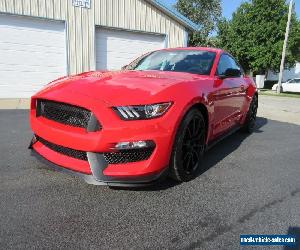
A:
29 47 258 186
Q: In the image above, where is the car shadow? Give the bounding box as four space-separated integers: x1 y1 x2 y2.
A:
198 116 267 175
111 117 268 191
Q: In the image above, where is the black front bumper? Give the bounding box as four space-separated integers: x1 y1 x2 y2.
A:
30 148 168 187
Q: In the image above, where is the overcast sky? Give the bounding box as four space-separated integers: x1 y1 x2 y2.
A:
163 0 300 20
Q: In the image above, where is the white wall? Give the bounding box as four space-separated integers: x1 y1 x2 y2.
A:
0 0 188 75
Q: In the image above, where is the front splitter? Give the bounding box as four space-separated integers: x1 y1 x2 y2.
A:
30 149 168 187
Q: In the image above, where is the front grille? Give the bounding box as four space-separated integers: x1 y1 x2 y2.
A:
103 148 154 164
38 137 88 161
36 99 101 130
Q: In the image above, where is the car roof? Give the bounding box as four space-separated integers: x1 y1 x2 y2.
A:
160 47 224 54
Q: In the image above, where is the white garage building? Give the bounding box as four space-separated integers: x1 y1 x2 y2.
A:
0 0 198 101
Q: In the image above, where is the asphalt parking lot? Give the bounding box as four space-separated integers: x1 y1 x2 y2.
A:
0 95 299 250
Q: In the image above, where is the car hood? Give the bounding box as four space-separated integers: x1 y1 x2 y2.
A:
36 70 204 106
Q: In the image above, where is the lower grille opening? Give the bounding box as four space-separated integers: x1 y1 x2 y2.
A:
36 136 154 164
103 148 154 164
37 137 88 161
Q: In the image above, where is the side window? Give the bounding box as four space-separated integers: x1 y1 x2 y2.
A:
216 55 231 76
216 54 241 76
228 56 242 72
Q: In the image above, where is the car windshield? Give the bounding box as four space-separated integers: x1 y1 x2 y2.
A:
128 50 216 75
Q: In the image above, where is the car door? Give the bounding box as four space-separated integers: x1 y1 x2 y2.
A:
288 79 300 93
282 79 293 92
212 54 246 137
295 79 300 93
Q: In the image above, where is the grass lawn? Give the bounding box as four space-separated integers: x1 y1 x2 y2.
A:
258 89 300 98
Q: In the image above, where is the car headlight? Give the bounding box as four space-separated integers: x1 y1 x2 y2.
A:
113 102 172 120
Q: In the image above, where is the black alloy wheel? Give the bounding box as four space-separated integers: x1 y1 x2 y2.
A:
170 109 206 182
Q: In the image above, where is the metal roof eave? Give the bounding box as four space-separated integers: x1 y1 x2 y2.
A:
146 0 201 32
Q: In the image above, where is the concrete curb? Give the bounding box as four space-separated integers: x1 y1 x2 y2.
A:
0 99 30 109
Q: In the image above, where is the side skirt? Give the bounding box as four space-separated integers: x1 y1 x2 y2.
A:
205 125 241 151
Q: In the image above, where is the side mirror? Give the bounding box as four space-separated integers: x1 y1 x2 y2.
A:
219 68 241 79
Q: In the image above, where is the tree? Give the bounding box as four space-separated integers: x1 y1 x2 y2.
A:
175 0 221 46
217 0 300 74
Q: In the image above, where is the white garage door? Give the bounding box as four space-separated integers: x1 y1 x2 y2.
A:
0 15 66 98
96 28 166 70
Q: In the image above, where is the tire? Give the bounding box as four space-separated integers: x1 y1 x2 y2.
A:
242 94 258 133
276 86 283 93
169 108 206 182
